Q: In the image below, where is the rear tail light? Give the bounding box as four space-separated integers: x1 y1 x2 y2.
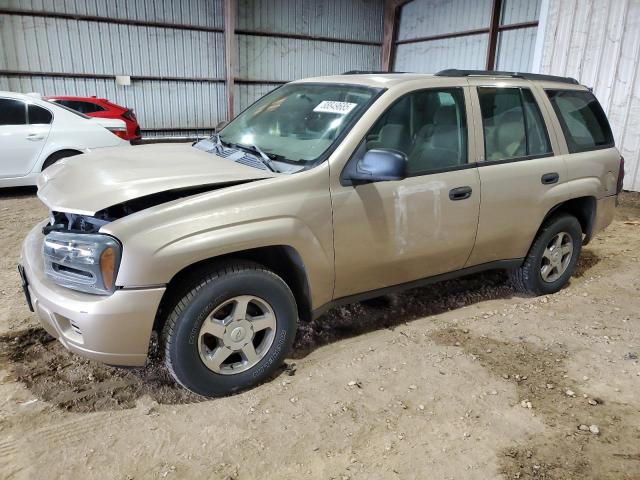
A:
617 156 625 195
106 126 128 139
122 109 136 121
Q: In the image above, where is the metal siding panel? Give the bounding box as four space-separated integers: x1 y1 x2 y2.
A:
495 26 537 71
237 34 381 81
0 75 226 131
1 15 225 78
538 0 640 191
1 0 384 137
4 0 225 28
397 0 493 41
236 0 383 43
501 0 541 24
394 34 489 73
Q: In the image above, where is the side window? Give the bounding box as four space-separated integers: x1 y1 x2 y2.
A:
365 88 468 175
0 98 27 126
28 104 53 124
546 90 614 153
478 87 552 162
76 101 105 114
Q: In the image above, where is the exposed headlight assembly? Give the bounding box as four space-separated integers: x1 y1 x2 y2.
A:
43 231 122 295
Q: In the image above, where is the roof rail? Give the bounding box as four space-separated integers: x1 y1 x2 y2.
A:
435 69 579 85
342 70 405 75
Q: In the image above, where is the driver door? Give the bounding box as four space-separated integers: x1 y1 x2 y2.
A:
330 86 481 298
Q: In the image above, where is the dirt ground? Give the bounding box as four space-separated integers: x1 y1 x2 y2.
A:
0 188 639 480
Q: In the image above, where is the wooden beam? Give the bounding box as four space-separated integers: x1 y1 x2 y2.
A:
381 0 398 71
223 0 236 121
485 0 503 70
236 29 382 46
382 0 416 71
396 27 490 45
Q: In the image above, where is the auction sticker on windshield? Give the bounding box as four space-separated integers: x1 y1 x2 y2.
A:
313 101 358 115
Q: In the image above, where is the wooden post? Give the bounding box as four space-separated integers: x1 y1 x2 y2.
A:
381 0 397 71
224 0 236 121
485 0 502 70
382 0 414 72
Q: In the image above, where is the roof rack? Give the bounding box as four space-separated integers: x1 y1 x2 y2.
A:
342 70 405 75
435 69 579 85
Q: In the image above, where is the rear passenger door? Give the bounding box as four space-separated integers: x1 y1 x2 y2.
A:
331 86 481 298
466 80 568 266
0 99 52 177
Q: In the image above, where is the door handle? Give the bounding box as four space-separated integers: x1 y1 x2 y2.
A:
449 186 472 201
26 133 45 141
541 172 559 185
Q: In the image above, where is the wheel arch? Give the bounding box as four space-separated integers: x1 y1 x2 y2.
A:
40 148 84 171
153 245 313 335
537 195 597 245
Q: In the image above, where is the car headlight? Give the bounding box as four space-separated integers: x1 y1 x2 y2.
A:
43 231 122 295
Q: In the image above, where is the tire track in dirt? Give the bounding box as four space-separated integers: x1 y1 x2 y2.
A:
431 327 640 480
0 328 202 412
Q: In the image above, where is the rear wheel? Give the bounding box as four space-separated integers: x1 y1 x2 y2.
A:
509 214 582 295
162 261 297 397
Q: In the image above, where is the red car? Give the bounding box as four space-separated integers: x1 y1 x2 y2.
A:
44 95 142 141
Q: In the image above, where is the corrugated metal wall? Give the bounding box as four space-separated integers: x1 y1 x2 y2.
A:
536 0 640 191
234 0 384 112
0 0 226 138
394 0 541 73
0 0 384 137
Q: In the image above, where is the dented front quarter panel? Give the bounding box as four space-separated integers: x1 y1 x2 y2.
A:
101 164 335 309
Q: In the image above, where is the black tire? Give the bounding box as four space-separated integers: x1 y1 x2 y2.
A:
162 261 297 397
41 150 81 171
509 214 582 296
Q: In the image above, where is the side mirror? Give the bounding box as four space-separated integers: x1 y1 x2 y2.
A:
215 120 228 131
348 149 408 184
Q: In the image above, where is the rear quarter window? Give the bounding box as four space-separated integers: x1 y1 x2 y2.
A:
546 90 614 153
28 104 53 124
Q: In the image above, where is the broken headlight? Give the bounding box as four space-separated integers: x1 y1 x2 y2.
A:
43 231 122 295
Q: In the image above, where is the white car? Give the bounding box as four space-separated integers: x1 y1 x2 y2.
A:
0 91 129 188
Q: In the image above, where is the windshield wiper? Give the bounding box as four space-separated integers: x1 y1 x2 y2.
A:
234 143 279 172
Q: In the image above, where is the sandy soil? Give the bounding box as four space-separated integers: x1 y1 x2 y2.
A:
0 188 639 480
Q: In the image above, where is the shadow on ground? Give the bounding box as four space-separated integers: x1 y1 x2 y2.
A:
0 186 37 199
0 250 601 413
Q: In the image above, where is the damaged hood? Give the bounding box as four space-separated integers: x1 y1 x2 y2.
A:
37 143 278 215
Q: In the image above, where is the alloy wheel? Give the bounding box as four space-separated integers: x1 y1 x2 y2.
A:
540 231 574 283
198 295 276 375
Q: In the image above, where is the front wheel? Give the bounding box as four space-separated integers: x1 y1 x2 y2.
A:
509 214 582 295
162 262 297 397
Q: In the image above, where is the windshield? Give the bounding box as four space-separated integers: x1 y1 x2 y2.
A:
215 83 379 164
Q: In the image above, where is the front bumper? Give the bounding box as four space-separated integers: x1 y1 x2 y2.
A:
20 221 166 366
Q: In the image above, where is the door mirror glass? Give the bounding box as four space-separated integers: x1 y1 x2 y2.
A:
349 148 407 184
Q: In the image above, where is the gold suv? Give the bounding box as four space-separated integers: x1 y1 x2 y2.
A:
19 70 624 396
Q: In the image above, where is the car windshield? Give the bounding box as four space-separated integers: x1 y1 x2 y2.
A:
199 83 379 166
